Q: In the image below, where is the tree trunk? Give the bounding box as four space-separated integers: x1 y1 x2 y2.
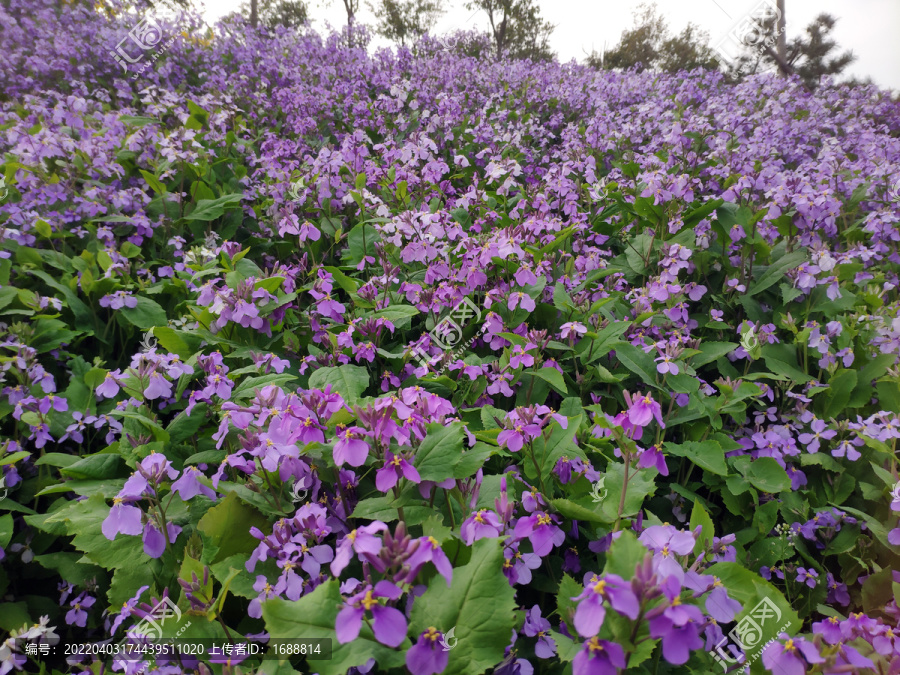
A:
250 0 258 28
776 0 786 76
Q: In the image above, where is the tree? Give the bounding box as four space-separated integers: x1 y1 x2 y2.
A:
369 0 444 46
595 3 717 73
732 12 855 89
241 0 308 29
321 0 363 45
464 0 554 61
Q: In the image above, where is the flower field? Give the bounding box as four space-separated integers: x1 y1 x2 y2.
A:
1 1 900 674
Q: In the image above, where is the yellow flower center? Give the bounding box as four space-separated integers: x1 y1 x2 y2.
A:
361 590 378 611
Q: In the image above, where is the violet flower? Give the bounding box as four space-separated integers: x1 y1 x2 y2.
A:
761 635 824 675
571 573 639 637
406 627 450 675
336 581 407 648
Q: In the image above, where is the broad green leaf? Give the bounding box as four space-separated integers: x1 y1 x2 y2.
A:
307 365 369 406
747 248 807 296
664 440 727 476
523 367 568 396
693 342 738 368
746 457 791 493
197 492 269 564
182 194 244 221
690 501 715 556
415 422 464 482
818 369 858 419
610 342 658 388
263 581 408 675
119 296 167 330
706 563 802 674
409 538 516 675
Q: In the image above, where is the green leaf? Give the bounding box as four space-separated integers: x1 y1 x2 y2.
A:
664 440 727 476
693 342 738 368
409 539 517 675
551 497 608 524
746 457 791 493
263 581 407 675
59 453 124 480
818 369 858 418
523 367 568 396
610 342 658 388
197 492 269 564
747 249 807 296
555 573 583 630
182 194 244 221
0 514 13 549
139 170 166 196
596 463 656 522
415 422 464 482
119 296 167 330
231 373 298 399
706 563 802 674
690 501 715 556
601 530 648 579
307 365 369 406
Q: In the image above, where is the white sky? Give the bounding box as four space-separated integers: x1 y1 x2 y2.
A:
198 0 900 91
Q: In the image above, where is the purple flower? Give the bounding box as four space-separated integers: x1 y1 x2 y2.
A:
513 511 564 557
647 576 705 665
142 522 181 558
654 355 679 375
109 585 150 634
460 509 503 545
508 292 536 312
761 635 824 675
498 422 540 452
375 452 421 492
571 573 639 637
825 573 850 605
65 593 95 627
102 499 143 540
336 581 407 648
560 322 587 340
797 418 836 453
171 466 217 500
96 370 122 398
508 344 536 369
637 445 668 476
812 616 843 644
331 522 387 577
638 525 695 581
572 637 625 675
522 606 556 658
333 426 371 467
624 390 664 428
144 372 173 400
796 567 819 588
703 579 742 623
248 575 286 618
406 627 450 675
405 536 453 586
